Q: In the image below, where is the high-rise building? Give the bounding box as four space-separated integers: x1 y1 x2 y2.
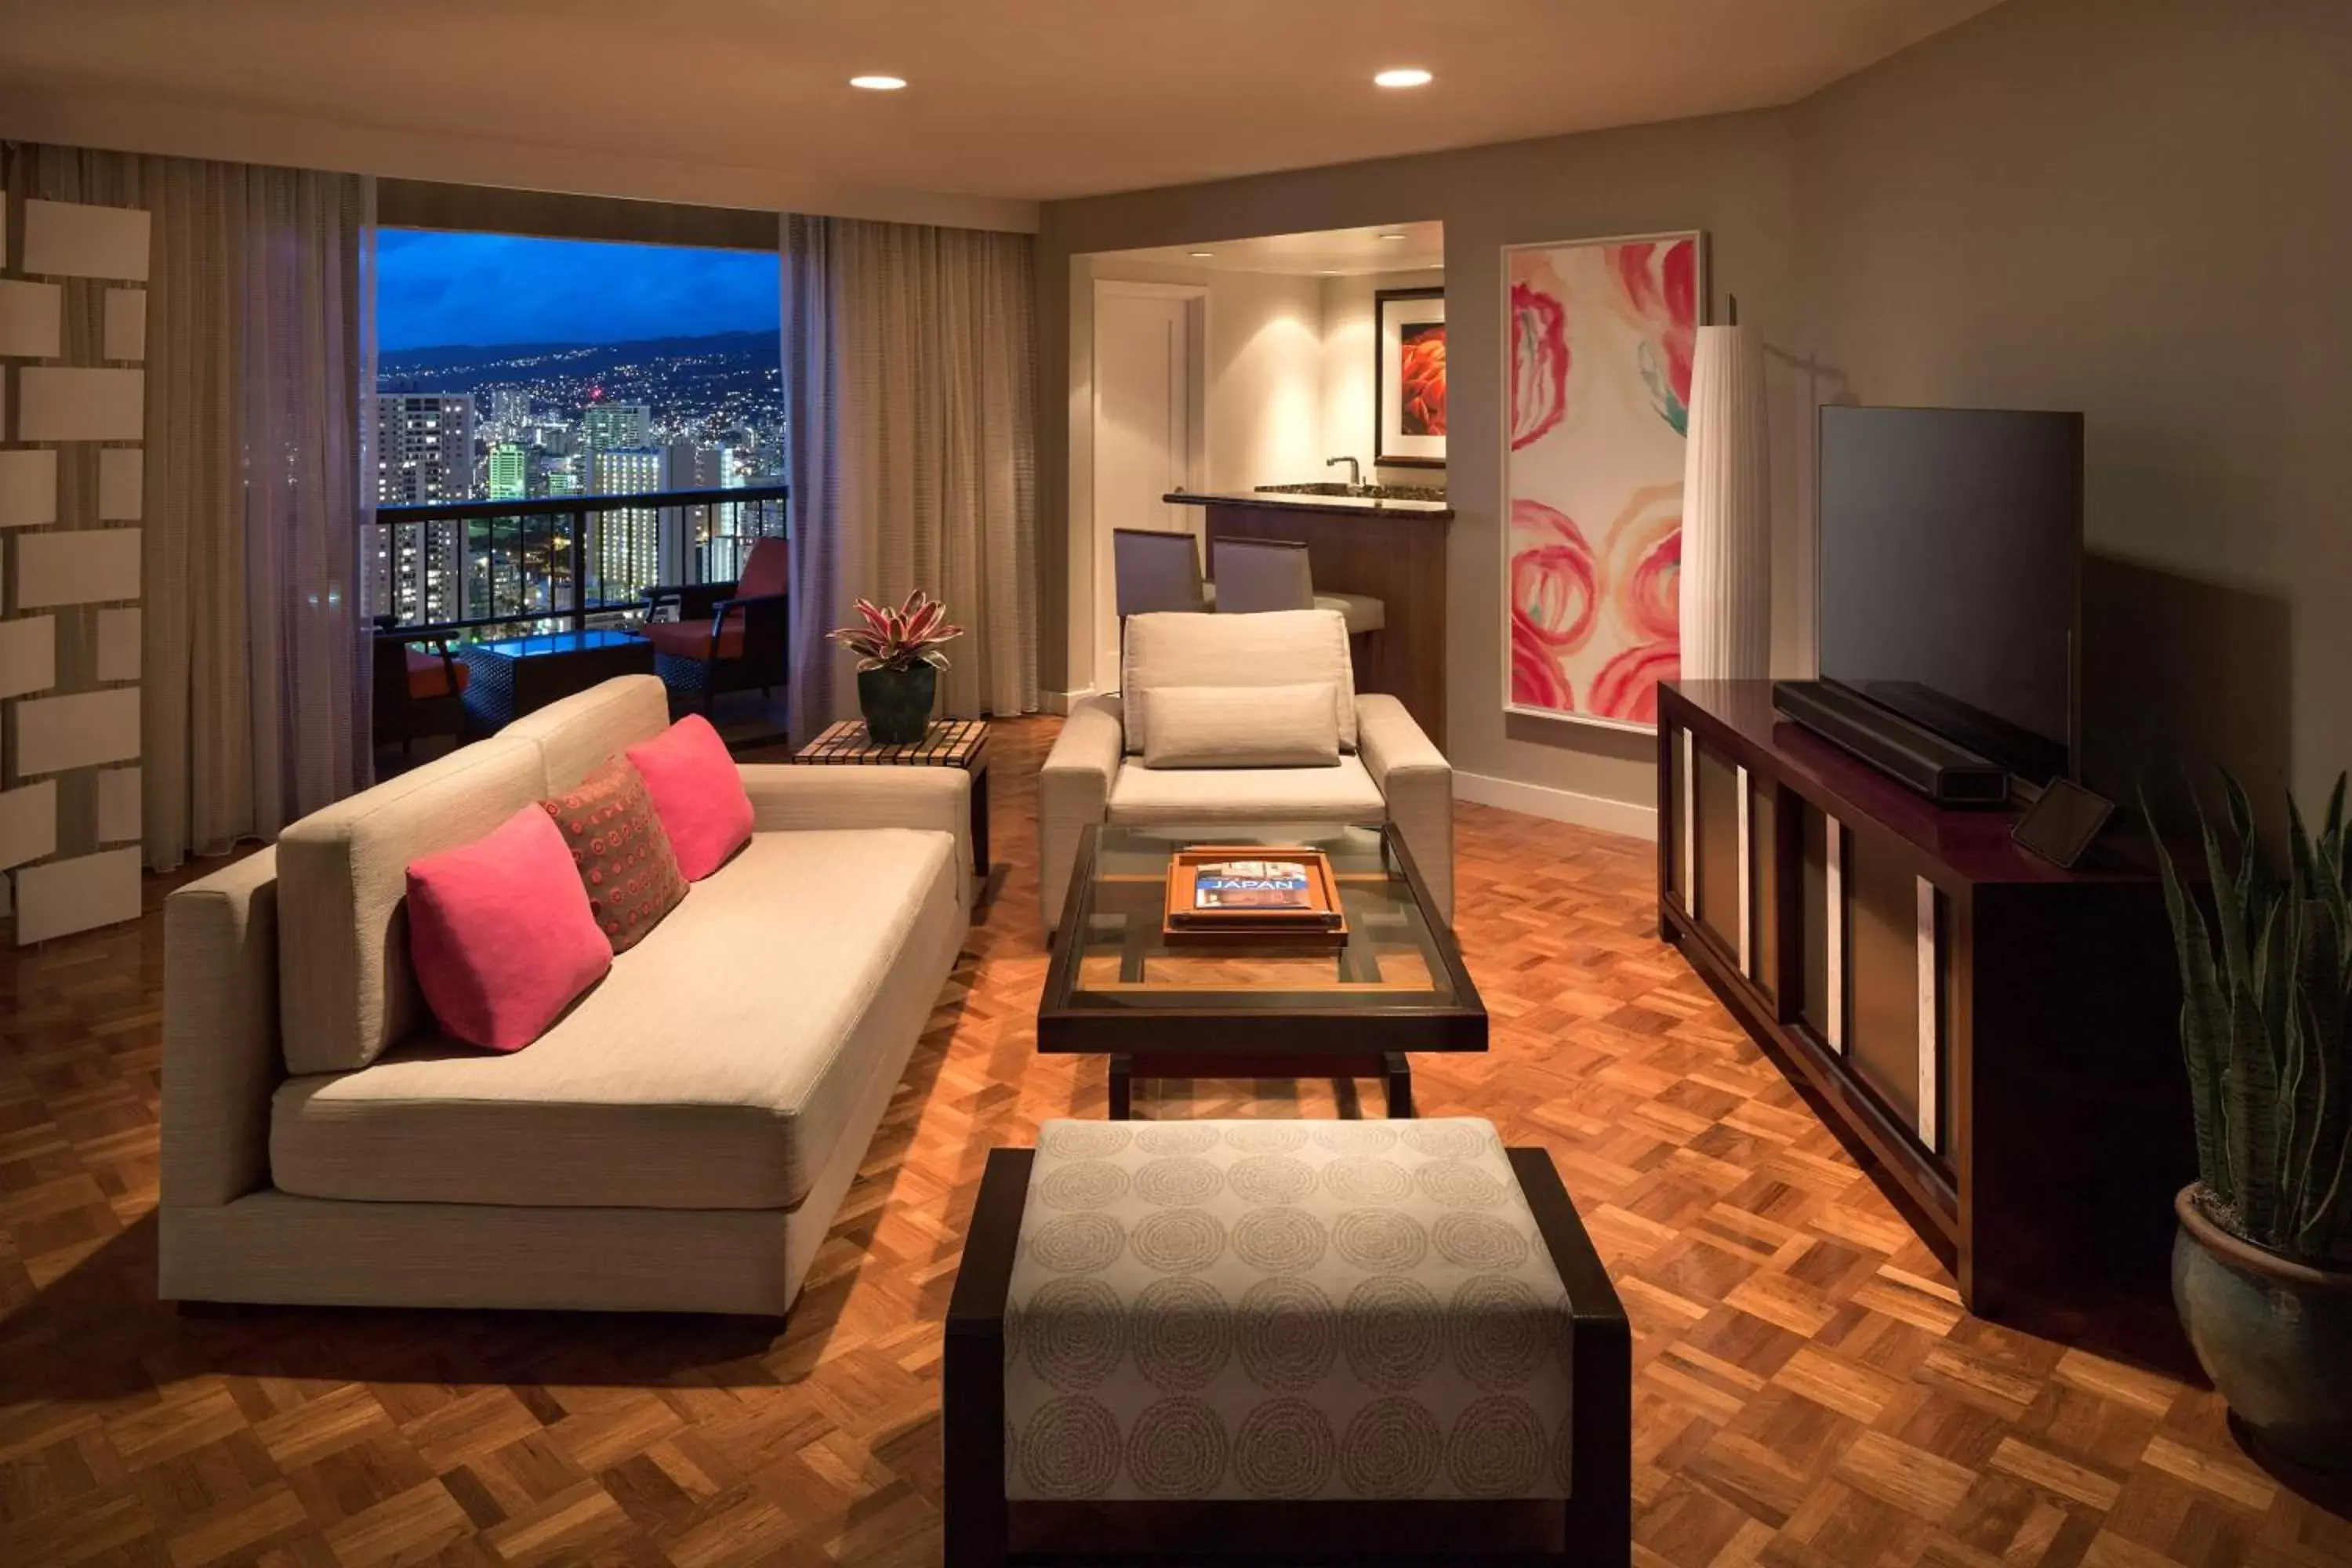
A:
369 393 477 625
581 401 652 456
487 441 529 501
488 387 532 431
589 446 668 602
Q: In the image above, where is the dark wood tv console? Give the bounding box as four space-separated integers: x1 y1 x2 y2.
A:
1656 679 2194 1365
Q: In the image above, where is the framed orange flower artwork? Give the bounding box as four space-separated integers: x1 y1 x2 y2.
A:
1502 230 1706 731
1374 286 1446 469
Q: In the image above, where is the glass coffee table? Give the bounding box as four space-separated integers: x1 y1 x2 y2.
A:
1038 823 1486 1117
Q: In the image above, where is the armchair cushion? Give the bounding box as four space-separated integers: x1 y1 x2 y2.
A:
1107 754 1385 826
1121 608 1356 755
1142 681 1341 770
403 646 470 699
641 618 745 662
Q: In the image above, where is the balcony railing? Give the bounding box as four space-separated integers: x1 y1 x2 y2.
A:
363 484 788 638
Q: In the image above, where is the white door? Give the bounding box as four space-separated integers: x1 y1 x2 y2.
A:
1094 289 1199 684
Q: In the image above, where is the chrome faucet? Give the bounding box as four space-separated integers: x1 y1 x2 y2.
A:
1327 456 1363 493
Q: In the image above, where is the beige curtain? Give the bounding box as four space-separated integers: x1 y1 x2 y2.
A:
782 215 1037 734
12 144 366 869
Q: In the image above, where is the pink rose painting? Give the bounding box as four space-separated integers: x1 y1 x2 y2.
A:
1504 234 1703 727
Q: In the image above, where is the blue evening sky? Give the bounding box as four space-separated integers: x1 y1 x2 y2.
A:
376 230 780 351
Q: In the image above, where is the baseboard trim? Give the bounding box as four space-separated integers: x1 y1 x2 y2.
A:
1452 770 1657 841
1040 688 1098 716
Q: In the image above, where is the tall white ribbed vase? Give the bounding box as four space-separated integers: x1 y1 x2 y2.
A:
1680 323 1771 680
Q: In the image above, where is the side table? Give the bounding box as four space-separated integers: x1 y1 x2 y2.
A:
794 719 991 876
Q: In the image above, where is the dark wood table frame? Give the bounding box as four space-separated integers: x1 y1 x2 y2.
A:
1038 825 1485 1118
943 1145 1632 1566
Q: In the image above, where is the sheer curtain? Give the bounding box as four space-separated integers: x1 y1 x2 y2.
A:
13 144 367 868
782 214 1038 735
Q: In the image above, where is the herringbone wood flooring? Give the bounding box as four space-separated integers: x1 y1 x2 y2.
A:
2 717 2345 1567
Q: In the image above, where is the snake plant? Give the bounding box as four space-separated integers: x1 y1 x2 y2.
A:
2147 769 2352 1264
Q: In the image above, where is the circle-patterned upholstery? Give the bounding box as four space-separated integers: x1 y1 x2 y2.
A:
1004 1117 1574 1501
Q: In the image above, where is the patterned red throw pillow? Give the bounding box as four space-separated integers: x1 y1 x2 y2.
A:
540 756 688 953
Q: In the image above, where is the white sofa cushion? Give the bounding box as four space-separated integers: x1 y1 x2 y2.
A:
1142 682 1341 770
1121 608 1356 755
501 673 671 793
267 826 959 1211
1107 754 1387 826
274 738 547 1076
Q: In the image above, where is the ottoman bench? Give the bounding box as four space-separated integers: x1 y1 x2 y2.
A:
944 1118 1630 1565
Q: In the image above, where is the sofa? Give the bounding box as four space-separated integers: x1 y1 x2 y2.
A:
158 676 969 1316
1036 608 1453 927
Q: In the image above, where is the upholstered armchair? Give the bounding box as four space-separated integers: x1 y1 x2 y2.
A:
1036 608 1453 928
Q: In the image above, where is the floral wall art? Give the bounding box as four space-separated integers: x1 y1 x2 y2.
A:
1374 287 1445 467
1504 232 1703 728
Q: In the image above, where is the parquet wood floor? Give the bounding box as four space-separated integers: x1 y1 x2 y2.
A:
2 716 2346 1567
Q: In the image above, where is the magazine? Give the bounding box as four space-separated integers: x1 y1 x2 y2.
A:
1192 859 1313 912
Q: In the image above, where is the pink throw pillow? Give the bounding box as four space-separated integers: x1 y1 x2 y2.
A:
405 806 612 1051
626 715 754 880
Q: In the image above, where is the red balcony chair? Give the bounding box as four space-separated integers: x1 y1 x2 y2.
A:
637 535 789 718
372 624 470 756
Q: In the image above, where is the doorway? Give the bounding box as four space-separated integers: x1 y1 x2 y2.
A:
1091 280 1206 686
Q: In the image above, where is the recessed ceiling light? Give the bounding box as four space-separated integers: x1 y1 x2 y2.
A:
849 74 907 91
1189 251 1214 258
1374 67 1433 89
1377 233 1407 241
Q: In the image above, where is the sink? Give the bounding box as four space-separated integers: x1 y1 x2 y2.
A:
1254 481 1448 502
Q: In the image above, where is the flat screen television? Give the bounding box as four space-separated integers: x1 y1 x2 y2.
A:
1817 406 2082 786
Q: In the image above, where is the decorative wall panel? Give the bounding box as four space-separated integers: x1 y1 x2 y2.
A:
0 782 58 871
0 615 56 699
14 687 141 775
21 200 151 281
96 768 140 844
96 608 140 682
0 449 57 527
96 448 141 520
3 191 150 942
18 367 144 441
0 279 62 358
16 528 141 607
14 848 142 944
103 289 147 361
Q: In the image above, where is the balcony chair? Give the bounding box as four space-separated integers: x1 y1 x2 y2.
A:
638 535 789 719
372 622 470 757
1038 607 1451 929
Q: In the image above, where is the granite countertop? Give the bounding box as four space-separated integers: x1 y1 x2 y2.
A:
1162 488 1455 520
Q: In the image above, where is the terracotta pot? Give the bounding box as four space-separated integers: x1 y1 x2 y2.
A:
857 663 937 746
2172 1185 2352 1474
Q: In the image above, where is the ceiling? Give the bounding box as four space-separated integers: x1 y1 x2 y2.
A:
1105 223 1446 277
0 0 2004 209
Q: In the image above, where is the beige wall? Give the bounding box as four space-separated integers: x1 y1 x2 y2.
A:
1040 0 2352 827
1039 111 1803 833
1795 0 2349 809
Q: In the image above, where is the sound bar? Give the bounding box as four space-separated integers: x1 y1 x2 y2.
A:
1771 680 2010 806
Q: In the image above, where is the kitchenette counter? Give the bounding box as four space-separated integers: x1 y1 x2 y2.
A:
1163 488 1454 521
1164 485 1453 741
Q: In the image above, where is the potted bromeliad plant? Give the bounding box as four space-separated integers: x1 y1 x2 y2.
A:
827 590 964 744
2149 769 2352 1475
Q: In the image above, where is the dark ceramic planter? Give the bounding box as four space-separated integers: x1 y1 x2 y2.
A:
2172 1185 2352 1475
858 663 937 745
